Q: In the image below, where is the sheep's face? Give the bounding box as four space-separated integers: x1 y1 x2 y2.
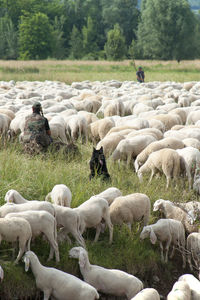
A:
153 199 164 211
4 190 15 203
69 247 83 259
140 227 150 240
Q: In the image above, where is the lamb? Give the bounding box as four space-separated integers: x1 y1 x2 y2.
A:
4 189 55 216
112 135 157 166
23 251 99 300
0 217 32 264
45 184 72 207
5 210 60 262
96 187 122 206
53 204 85 247
178 274 200 300
130 288 160 300
167 281 191 300
109 193 150 230
153 199 198 233
69 246 143 300
137 148 191 189
134 137 185 172
74 196 113 244
186 232 200 271
140 218 186 267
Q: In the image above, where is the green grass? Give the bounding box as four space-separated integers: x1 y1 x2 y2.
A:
0 139 197 298
1 59 200 83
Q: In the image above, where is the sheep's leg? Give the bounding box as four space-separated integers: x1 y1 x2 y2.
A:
43 289 51 300
187 252 193 271
149 168 155 183
127 223 132 231
165 237 172 263
47 240 60 263
170 245 175 258
103 213 113 244
127 154 132 167
94 224 101 242
70 229 85 248
159 241 164 262
15 242 25 264
166 176 170 189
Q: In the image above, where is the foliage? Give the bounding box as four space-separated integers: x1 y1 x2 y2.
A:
0 15 18 59
70 25 84 59
18 12 52 60
104 24 127 61
51 15 66 59
136 0 198 61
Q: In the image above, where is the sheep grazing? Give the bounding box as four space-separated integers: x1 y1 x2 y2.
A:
153 199 198 234
130 288 160 300
69 247 143 300
140 218 186 267
23 251 99 300
74 196 113 244
167 281 191 300
134 137 185 172
0 217 32 264
137 148 191 189
96 187 122 206
4 189 55 216
178 274 200 300
53 204 85 247
109 193 150 231
5 210 60 262
45 184 72 207
186 232 200 271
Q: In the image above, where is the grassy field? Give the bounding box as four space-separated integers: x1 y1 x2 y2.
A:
0 139 197 299
0 59 199 299
0 59 200 83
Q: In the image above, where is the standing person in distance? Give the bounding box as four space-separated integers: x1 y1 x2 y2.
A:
136 66 145 83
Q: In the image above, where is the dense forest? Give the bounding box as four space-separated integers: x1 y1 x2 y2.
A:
0 0 200 61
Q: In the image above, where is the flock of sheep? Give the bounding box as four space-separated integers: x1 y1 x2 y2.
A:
1 79 200 298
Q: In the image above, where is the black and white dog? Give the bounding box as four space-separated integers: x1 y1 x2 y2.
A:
89 147 110 180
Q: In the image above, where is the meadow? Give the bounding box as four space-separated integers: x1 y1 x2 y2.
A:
0 60 199 299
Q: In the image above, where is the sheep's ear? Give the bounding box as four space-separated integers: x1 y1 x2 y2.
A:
23 256 30 272
150 227 157 244
79 251 86 268
5 191 13 203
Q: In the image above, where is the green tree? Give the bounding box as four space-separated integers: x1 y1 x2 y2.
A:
18 12 52 60
102 0 139 45
70 25 83 59
136 0 197 60
0 15 18 59
104 23 126 60
82 16 98 57
51 15 66 59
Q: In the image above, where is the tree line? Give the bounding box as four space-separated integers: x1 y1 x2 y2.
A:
0 0 199 61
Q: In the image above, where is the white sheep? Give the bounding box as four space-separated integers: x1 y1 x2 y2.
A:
89 118 115 144
23 251 99 300
112 135 157 166
69 246 143 300
167 281 191 300
183 138 200 150
153 199 197 234
186 232 200 271
96 132 125 157
151 113 182 130
134 137 185 172
178 274 200 300
45 184 72 207
49 116 68 144
53 204 85 247
66 114 88 143
193 168 200 194
96 187 122 206
4 189 55 216
130 288 160 300
109 193 150 230
137 148 191 189
140 218 186 267
5 210 60 262
74 196 113 244
176 147 200 177
0 217 32 264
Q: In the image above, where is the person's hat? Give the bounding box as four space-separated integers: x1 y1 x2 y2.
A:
32 102 41 109
138 66 142 69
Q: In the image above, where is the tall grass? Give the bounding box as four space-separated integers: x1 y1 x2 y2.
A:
0 140 196 298
0 59 200 83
